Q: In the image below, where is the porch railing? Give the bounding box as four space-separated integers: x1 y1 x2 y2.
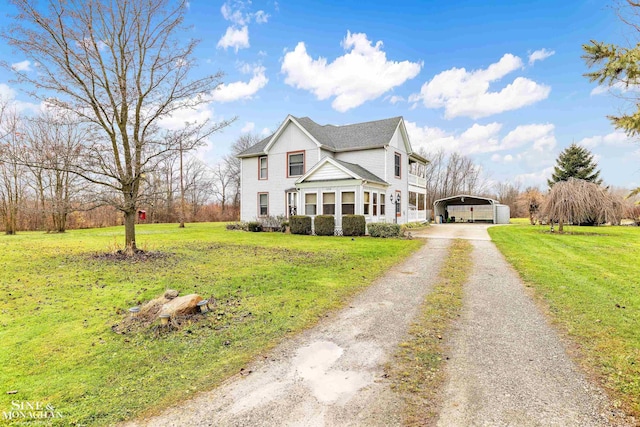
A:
408 173 426 187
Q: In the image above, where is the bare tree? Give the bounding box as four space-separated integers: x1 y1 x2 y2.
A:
494 181 522 217
541 178 623 232
0 105 27 235
517 187 545 225
4 0 232 253
184 157 214 221
211 161 235 215
24 109 85 232
225 133 262 209
422 149 490 210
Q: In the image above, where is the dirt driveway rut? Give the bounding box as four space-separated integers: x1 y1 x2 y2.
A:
124 224 627 427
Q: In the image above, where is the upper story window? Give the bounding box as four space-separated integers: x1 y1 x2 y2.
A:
288 151 305 177
259 156 268 180
394 152 401 178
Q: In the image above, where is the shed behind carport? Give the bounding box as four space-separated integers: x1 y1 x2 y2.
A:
433 195 510 224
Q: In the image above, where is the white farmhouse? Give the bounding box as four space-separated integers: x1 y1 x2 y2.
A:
237 115 428 231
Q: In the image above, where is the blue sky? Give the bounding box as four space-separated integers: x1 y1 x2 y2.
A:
1 0 639 189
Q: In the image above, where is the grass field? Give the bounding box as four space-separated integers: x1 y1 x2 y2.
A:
0 223 422 426
489 223 640 418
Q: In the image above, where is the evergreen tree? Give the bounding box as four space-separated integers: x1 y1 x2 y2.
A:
548 143 602 188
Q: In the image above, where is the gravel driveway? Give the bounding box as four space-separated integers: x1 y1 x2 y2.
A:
123 238 451 427
418 224 630 426
123 224 630 426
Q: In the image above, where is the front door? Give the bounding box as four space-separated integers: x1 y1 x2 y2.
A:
286 191 298 217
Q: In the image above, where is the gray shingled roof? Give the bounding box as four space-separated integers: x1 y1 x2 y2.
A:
333 159 387 185
236 133 273 157
237 115 403 157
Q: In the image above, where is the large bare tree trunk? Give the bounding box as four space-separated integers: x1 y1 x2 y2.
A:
124 209 137 254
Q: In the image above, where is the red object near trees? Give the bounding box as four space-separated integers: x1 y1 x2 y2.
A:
138 210 146 221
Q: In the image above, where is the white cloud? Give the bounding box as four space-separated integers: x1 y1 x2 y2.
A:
157 102 215 131
514 166 554 187
409 54 550 119
217 26 249 52
578 131 631 148
0 83 17 100
0 83 42 113
590 81 639 96
260 127 271 136
281 31 422 112
405 120 503 154
221 1 248 25
11 60 32 72
211 66 268 102
491 153 514 163
502 123 556 151
388 95 404 104
241 121 255 133
406 120 558 158
254 10 269 23
528 48 555 65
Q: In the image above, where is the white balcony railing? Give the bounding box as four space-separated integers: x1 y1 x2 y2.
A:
408 173 426 187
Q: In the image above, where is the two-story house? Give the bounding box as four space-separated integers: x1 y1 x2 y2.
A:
237 115 428 231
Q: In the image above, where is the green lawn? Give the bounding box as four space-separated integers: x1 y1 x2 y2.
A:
0 223 422 426
489 224 640 418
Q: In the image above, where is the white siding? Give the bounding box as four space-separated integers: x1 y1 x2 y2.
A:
385 126 410 224
335 148 386 180
240 121 320 221
306 162 351 181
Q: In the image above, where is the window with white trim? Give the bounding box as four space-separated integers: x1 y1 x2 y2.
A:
305 193 317 215
258 193 268 217
363 191 370 215
322 192 335 215
380 193 386 215
288 152 304 177
259 156 268 180
372 192 378 216
342 191 355 215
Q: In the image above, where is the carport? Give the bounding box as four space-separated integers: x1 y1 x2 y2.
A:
433 194 510 224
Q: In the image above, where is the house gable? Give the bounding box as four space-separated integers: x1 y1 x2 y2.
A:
264 115 322 154
389 119 414 155
301 161 352 182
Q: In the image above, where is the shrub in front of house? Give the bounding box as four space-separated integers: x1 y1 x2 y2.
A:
257 214 286 232
247 221 262 232
290 215 312 235
226 222 248 231
342 215 366 236
314 215 335 236
368 223 402 238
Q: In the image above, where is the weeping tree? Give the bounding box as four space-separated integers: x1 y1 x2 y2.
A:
4 0 231 254
541 178 623 232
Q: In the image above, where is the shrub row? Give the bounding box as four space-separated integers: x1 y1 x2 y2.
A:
289 214 366 236
230 215 403 238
